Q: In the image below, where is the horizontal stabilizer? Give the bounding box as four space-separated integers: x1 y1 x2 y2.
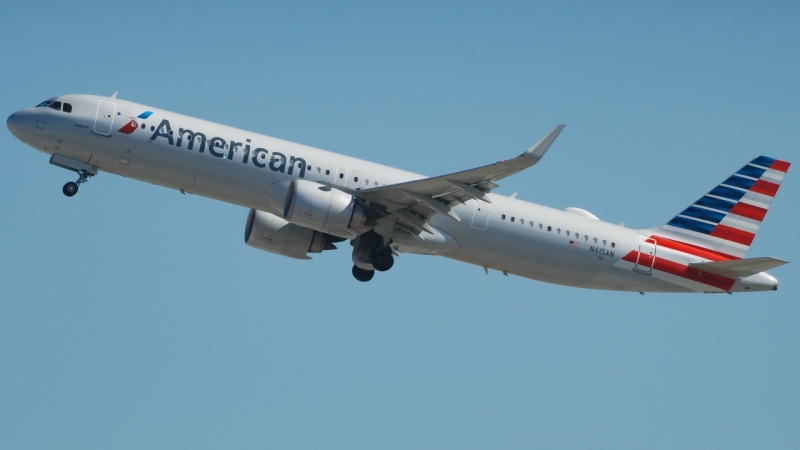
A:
689 257 788 278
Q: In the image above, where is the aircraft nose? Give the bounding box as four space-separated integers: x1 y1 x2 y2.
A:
7 111 27 135
7 111 22 133
7 110 34 140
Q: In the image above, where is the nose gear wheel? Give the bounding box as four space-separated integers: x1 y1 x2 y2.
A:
62 169 94 197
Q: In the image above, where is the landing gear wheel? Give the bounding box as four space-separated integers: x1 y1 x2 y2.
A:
62 181 78 197
352 265 375 282
372 249 395 272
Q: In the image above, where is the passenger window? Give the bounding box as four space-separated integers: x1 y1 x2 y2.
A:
511 217 515 222
326 170 330 175
317 167 321 173
365 179 369 185
48 101 62 111
566 231 570 236
538 224 542 229
140 123 145 129
557 228 561 234
354 177 359 182
63 103 72 113
339 173 344 179
547 226 551 232
603 240 607 245
611 242 616 248
584 235 588 241
593 238 597 243
502 214 506 220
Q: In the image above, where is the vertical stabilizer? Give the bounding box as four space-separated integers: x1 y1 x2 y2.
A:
656 156 790 259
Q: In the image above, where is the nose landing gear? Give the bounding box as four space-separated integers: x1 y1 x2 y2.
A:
62 169 94 197
62 181 78 196
49 155 98 197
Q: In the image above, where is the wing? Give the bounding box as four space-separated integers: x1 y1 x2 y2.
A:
342 125 565 235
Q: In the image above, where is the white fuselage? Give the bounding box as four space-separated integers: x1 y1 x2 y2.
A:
7 94 779 293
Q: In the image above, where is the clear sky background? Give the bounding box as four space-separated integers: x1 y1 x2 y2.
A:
1 2 798 448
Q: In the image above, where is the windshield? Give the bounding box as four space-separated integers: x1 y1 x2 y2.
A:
36 100 54 107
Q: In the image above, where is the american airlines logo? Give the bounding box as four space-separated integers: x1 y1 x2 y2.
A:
117 111 153 135
124 117 309 178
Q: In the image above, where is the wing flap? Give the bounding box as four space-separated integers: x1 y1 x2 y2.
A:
689 257 788 278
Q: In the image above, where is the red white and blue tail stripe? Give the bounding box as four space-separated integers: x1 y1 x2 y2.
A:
658 156 790 259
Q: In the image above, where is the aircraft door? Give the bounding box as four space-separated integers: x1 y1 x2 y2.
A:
634 238 657 274
334 166 348 186
470 200 491 230
93 100 116 136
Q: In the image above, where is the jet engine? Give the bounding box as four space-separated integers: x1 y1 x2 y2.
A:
244 209 340 259
267 179 366 239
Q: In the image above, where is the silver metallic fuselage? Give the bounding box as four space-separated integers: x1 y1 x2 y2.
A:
7 94 779 293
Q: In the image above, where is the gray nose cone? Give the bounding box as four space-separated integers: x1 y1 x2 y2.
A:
7 110 32 141
7 110 30 139
7 111 21 133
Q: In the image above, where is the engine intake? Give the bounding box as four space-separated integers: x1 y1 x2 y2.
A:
245 209 338 259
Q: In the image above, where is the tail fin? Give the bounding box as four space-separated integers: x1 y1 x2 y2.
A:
657 156 790 259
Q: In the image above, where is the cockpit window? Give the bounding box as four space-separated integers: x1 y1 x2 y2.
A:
63 103 72 113
36 100 53 107
48 101 62 111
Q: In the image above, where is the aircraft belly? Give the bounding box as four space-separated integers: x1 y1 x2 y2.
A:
447 229 605 288
583 268 696 293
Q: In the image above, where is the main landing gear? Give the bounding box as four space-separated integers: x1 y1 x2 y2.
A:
62 169 93 197
352 265 375 282
350 231 396 282
371 246 394 272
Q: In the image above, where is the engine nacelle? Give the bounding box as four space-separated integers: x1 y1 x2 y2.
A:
244 209 337 260
278 179 366 239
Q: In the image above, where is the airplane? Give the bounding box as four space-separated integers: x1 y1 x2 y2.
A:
6 93 791 293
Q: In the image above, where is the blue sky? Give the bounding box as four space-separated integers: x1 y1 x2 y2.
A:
1 2 798 448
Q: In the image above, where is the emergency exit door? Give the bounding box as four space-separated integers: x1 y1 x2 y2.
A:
471 200 491 230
